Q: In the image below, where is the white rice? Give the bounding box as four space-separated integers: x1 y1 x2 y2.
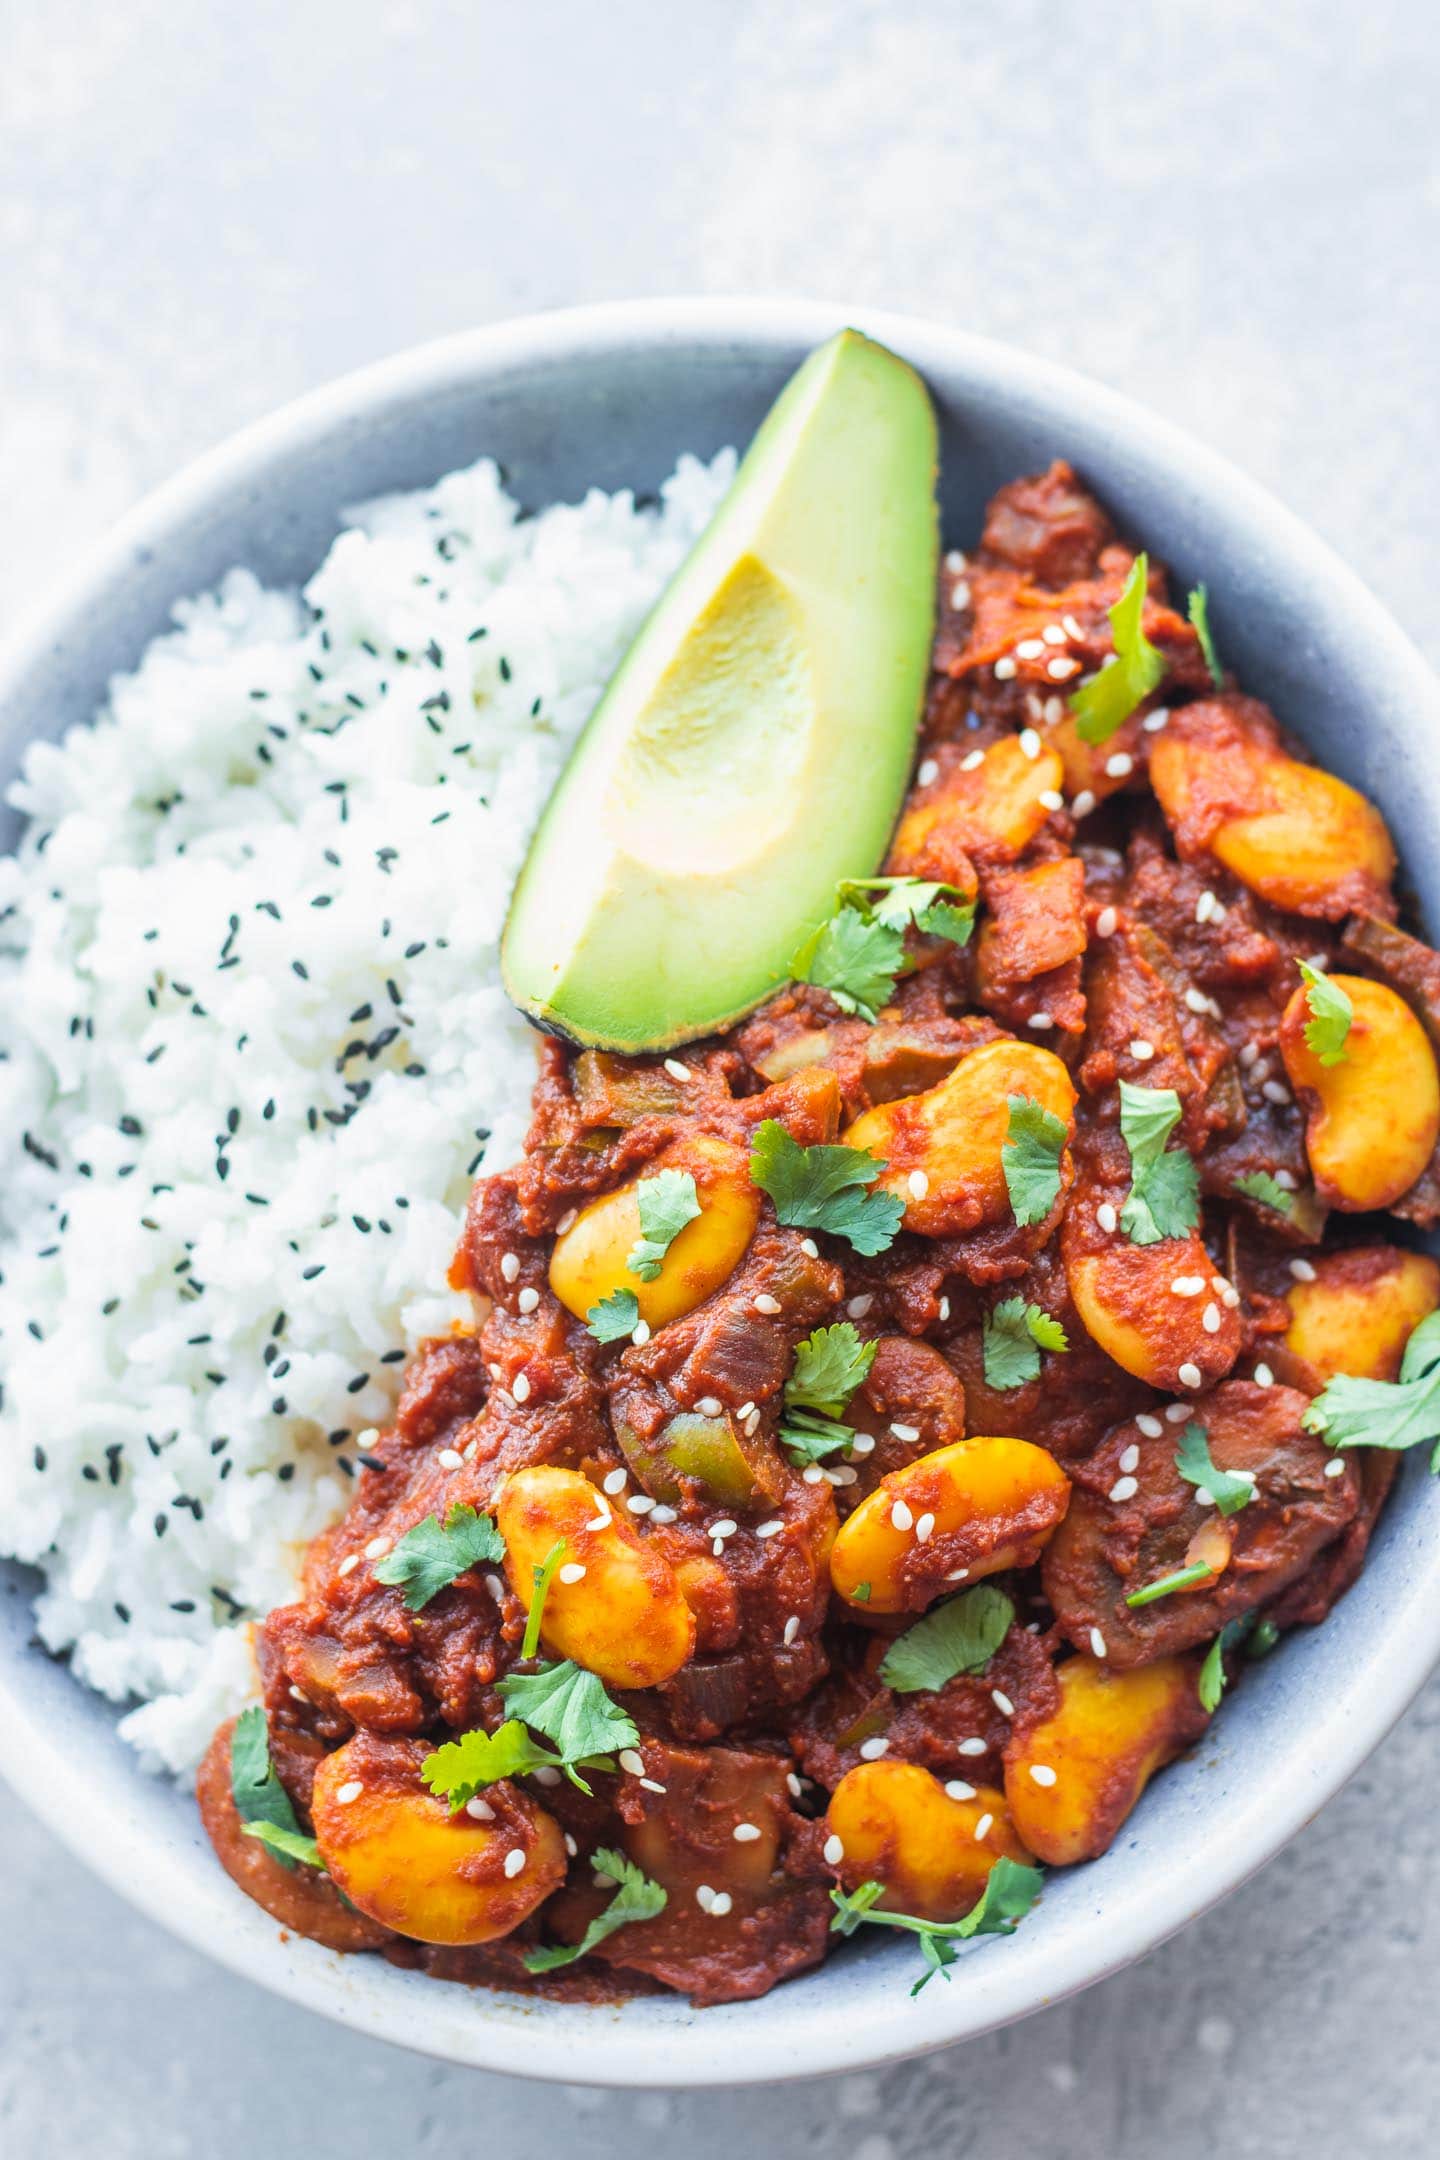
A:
0 445 734 1775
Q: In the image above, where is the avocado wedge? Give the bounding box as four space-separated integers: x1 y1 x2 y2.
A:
501 329 940 1052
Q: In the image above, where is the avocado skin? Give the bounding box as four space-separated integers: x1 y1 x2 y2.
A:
501 329 940 1054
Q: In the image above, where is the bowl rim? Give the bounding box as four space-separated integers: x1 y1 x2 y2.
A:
3 293 1440 2087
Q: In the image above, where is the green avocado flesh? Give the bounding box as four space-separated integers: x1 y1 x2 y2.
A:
500 329 940 1052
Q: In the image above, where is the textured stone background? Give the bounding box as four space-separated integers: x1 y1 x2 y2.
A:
3 1 1439 2153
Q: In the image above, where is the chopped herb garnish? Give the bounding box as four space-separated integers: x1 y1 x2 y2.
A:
1233 1170 1295 1217
1001 1095 1068 1227
852 1581 872 1603
586 1286 641 1342
1197 1615 1254 1712
421 1719 567 1808
372 1503 505 1610
777 1410 856 1465
241 1820 324 1869
1117 1081 1199 1245
829 1857 1043 1993
1302 1309 1440 1470
981 1297 1069 1390
794 878 975 1023
1124 1560 1216 1608
626 1168 701 1281
498 1658 639 1776
231 1704 308 1871
785 1322 877 1417
878 1585 1014 1695
1187 583 1223 688
1069 554 1167 745
750 1120 904 1256
521 1539 568 1661
1174 1420 1256 1516
1297 961 1352 1067
523 1847 667 1973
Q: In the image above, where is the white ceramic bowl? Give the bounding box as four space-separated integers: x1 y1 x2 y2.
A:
3 299 1439 2087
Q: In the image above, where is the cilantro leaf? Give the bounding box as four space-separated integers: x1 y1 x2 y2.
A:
520 1538 567 1661
836 876 976 947
1232 1170 1295 1217
877 1585 1014 1694
1297 961 1352 1067
793 905 906 1023
1302 1309 1440 1470
1187 583 1223 688
1001 1095 1068 1227
1174 1420 1256 1516
1198 1615 1254 1713
829 1856 1043 1994
1068 554 1167 745
231 1705 306 1870
778 1409 856 1466
586 1287 641 1342
373 1502 505 1611
749 1120 904 1256
1124 1560 1217 1608
1118 1080 1199 1245
786 1321 877 1418
498 1659 640 1768
981 1297 1069 1390
626 1168 701 1281
242 1820 324 1868
523 1846 667 1974
420 1720 564 1809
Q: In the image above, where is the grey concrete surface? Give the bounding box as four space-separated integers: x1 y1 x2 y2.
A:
2 0 1439 2153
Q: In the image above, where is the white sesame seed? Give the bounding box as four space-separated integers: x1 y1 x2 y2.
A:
1166 1401 1193 1423
1290 1258 1317 1282
1105 752 1134 779
917 757 940 787
1108 1475 1139 1503
1171 1275 1205 1297
736 1401 756 1422
1325 1457 1347 1479
1129 1037 1155 1061
974 1812 995 1840
335 1780 365 1806
503 1848 527 1880
1202 1303 1222 1334
1097 1201 1119 1235
463 1439 478 1463
828 1460 857 1484
858 1737 890 1761
437 1447 464 1469
890 1498 914 1532
1095 906 1118 939
695 1884 716 1912
603 1468 628 1496
915 1512 936 1543
640 1777 668 1794
1262 1080 1292 1106
1028 1012 1055 1029
783 1615 801 1645
650 1504 678 1524
1089 1627 1108 1659
1043 622 1068 646
847 1294 875 1319
733 1821 763 1842
1072 788 1097 818
1038 789 1065 811
1028 1764 1058 1788
1047 655 1080 680
511 1372 531 1404
786 1772 804 1799
1195 890 1217 924
1016 638 1046 660
907 1169 930 1201
938 1296 951 1322
944 1779 977 1802
756 1519 784 1539
1135 1414 1163 1440
288 1686 309 1705
627 1493 655 1515
500 1252 520 1284
961 747 986 772
753 1293 782 1316
991 1689 1015 1717
1273 1169 1298 1191
532 1766 562 1787
850 1432 876 1455
585 1511 611 1533
1178 1361 1204 1390
517 1285 540 1315
950 581 972 611
743 1408 762 1438
890 1422 921 1443
947 1567 970 1582
711 1518 738 1539
337 1553 360 1578
802 1465 826 1485
1183 988 1209 1015
696 1395 722 1417
945 549 967 573
618 1748 646 1775
555 1208 578 1235
1019 727 1042 759
364 1536 390 1560
558 1562 587 1585
1143 706 1172 733
995 657 1018 681
958 1737 988 1757
1119 1444 1141 1473
823 1834 846 1866
709 1891 733 1917
1253 1362 1275 1388
465 1795 495 1821
488 1364 502 1381
485 1571 505 1601
664 1057 692 1081
1194 1485 1215 1509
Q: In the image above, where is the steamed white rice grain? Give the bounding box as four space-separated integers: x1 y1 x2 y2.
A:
0 445 734 1775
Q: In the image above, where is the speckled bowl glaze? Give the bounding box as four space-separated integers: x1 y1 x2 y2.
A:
2 299 1439 2087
